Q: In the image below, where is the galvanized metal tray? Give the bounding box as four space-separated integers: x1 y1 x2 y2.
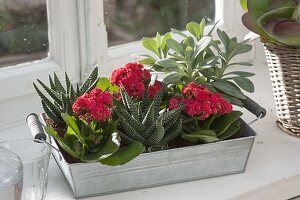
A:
44 118 256 199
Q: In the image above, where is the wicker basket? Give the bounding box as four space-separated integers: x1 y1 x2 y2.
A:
262 39 300 136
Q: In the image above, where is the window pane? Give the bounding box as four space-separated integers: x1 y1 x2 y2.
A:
104 0 215 47
0 0 48 67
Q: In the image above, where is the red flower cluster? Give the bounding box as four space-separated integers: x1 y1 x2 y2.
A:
72 88 113 122
110 62 151 99
169 83 233 120
148 80 162 100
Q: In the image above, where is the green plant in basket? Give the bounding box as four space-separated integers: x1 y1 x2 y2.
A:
139 18 255 106
241 0 300 47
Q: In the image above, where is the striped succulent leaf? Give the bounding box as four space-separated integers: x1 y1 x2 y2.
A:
116 88 183 151
33 66 99 127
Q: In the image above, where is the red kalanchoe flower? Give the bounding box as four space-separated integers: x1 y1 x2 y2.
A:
175 83 233 120
72 88 113 122
110 62 151 99
169 97 180 110
148 80 162 100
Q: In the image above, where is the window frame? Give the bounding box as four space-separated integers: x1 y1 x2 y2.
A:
0 0 81 101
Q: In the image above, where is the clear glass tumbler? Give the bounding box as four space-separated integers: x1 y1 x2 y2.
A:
0 147 23 200
0 138 50 200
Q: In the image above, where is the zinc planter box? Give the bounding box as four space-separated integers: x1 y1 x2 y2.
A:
40 116 256 199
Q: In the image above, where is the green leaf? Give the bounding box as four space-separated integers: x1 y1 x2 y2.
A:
163 72 186 84
155 32 161 47
218 121 241 140
61 113 86 145
44 126 80 158
100 141 145 166
37 79 62 106
212 81 246 99
228 62 253 67
166 38 184 55
81 132 120 162
186 21 201 39
139 57 156 65
96 77 112 91
240 0 248 11
224 71 255 77
171 28 188 38
185 46 194 61
142 37 159 56
247 0 269 21
161 32 172 50
212 111 243 136
199 18 206 38
194 36 212 57
221 94 244 107
156 58 178 68
232 76 255 93
181 130 219 143
80 67 98 94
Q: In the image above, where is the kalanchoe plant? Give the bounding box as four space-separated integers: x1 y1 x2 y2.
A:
44 88 144 166
242 0 300 47
168 83 242 143
33 67 99 128
139 19 255 106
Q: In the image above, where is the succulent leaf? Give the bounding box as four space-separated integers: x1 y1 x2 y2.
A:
54 72 66 94
79 67 98 94
37 79 62 106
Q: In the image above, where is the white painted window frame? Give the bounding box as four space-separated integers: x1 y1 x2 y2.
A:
0 0 81 101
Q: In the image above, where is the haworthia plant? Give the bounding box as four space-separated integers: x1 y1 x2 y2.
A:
33 67 99 127
115 89 183 152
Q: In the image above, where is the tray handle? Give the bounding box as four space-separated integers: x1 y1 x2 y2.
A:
26 113 60 153
241 96 266 124
26 113 47 140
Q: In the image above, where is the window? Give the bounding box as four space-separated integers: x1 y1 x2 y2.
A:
104 0 215 47
0 0 48 67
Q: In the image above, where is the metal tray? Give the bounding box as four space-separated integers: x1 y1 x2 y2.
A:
45 118 256 199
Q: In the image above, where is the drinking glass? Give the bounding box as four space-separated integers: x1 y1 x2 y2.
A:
0 147 23 200
0 138 50 200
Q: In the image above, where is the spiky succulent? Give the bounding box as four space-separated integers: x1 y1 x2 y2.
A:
115 89 183 151
33 67 99 127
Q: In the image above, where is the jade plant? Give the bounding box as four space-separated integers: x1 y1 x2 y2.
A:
33 67 99 127
241 0 300 47
138 18 255 107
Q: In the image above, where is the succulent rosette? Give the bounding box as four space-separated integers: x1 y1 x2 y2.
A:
242 0 300 47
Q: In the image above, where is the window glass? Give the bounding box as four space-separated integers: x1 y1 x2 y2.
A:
0 0 48 67
104 0 215 47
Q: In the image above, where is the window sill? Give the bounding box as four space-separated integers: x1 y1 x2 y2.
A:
1 62 300 200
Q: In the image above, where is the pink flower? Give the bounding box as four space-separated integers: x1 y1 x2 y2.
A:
72 88 113 122
178 82 233 120
110 62 151 99
148 80 162 100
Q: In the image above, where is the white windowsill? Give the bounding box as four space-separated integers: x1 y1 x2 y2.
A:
1 61 300 200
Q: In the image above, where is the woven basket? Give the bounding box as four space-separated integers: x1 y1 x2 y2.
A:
262 39 300 136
